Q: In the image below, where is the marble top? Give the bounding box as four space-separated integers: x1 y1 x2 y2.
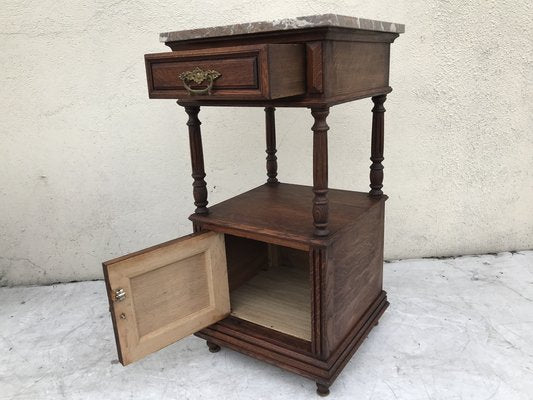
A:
160 14 405 43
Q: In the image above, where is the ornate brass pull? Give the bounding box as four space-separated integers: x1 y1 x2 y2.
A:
179 67 221 95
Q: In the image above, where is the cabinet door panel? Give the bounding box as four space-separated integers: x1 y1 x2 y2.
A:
103 231 229 365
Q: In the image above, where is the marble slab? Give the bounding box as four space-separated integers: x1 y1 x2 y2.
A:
160 14 405 43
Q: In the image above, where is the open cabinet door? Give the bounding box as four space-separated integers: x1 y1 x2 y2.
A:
103 231 229 365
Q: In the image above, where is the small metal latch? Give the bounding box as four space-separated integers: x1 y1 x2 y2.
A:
114 288 126 302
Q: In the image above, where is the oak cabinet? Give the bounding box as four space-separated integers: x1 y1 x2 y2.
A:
103 14 404 396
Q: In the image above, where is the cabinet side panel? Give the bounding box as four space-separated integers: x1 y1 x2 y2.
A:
325 41 390 97
326 203 385 352
268 44 306 99
225 235 268 291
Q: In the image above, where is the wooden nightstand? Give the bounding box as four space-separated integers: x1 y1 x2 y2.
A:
103 14 404 396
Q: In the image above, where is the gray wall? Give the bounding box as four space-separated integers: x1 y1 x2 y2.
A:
1 1 532 285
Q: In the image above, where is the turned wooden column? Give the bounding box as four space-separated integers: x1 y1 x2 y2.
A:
184 105 208 214
311 107 330 237
265 107 278 184
369 94 386 197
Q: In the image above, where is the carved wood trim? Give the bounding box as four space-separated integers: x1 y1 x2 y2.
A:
311 247 327 358
306 42 323 94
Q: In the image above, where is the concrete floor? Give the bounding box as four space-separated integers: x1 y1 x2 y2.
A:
1 251 532 400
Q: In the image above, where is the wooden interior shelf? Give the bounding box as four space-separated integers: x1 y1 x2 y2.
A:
230 263 311 340
190 183 386 248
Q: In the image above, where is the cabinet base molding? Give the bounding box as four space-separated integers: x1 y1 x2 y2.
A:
196 291 388 391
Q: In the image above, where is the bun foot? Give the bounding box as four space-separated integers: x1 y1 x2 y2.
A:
316 383 330 397
206 341 221 353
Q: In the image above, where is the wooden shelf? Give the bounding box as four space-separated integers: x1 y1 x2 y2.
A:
230 264 311 341
190 183 386 248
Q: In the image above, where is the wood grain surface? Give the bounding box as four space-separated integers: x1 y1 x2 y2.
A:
103 231 230 365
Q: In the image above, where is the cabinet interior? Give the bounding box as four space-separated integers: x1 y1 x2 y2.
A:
225 235 311 341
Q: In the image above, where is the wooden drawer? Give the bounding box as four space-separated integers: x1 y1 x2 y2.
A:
145 44 305 100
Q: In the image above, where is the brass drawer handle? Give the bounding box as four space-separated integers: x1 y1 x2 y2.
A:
179 67 221 95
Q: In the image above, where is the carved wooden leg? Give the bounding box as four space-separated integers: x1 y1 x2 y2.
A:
369 94 386 197
311 107 330 237
265 107 278 184
316 383 330 397
206 341 220 353
184 106 208 214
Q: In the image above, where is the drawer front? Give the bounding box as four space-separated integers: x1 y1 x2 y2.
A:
145 44 305 100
